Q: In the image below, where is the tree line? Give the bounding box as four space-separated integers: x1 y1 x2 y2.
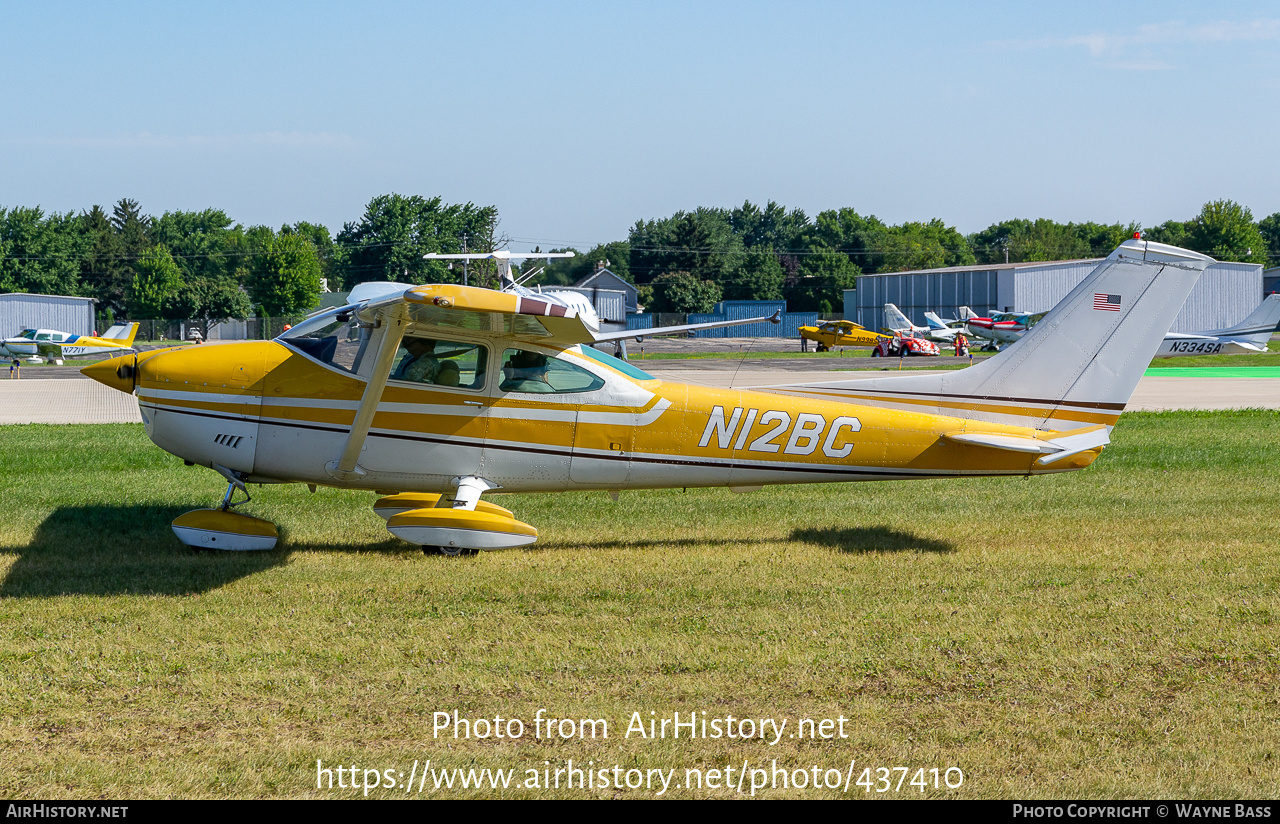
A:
2 194 1276 324
0 194 500 327
514 198 1278 314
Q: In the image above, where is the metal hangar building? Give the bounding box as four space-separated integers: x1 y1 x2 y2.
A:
844 258 1263 333
0 293 96 337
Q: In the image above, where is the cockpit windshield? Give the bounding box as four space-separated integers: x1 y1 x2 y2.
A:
277 306 368 374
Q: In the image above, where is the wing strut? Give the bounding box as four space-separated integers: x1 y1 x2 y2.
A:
326 304 409 481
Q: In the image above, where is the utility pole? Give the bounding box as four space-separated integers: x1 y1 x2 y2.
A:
462 233 469 287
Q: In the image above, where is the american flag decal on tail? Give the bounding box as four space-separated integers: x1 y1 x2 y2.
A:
1093 293 1122 311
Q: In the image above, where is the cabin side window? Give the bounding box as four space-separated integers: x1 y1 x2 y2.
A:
499 348 605 394
390 337 487 390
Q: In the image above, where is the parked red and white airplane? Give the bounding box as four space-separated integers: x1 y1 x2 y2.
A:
1155 294 1280 357
964 310 1045 350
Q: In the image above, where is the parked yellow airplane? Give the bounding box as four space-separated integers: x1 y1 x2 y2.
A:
84 240 1212 554
798 319 890 351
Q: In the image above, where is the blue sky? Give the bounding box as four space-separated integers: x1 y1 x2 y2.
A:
3 1 1278 250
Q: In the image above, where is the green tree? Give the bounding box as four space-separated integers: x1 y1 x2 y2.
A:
722 249 784 301
731 200 809 251
128 245 184 319
872 219 976 272
793 208 879 272
171 276 253 328
79 204 138 318
785 251 859 312
969 219 1089 264
1144 219 1191 248
1071 221 1141 257
0 206 91 295
281 221 336 288
334 194 499 289
1187 200 1268 264
151 209 247 283
629 209 745 285
249 233 323 316
111 198 151 258
645 271 722 313
1258 212 1280 267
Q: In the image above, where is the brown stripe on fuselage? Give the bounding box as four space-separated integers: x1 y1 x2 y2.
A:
767 386 1123 426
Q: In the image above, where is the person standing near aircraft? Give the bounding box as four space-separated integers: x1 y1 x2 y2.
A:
9 357 18 379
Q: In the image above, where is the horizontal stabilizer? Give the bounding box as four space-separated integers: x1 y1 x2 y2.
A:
943 425 1110 465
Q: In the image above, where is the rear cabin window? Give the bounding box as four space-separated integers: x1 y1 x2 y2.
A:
499 348 605 394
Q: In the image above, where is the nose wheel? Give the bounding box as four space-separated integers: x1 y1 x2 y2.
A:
172 467 279 552
423 545 479 557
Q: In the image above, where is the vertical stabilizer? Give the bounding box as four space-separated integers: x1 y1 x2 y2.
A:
923 311 950 331
103 323 140 346
883 303 914 332
1211 294 1280 344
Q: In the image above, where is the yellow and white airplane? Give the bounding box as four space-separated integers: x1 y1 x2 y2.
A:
1 323 139 363
83 239 1213 554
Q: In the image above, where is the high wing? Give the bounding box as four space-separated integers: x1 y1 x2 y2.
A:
353 282 779 346
592 311 780 343
319 280 777 483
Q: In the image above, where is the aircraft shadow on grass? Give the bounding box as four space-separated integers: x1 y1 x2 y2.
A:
788 526 955 554
0 507 955 597
536 526 955 555
0 504 288 598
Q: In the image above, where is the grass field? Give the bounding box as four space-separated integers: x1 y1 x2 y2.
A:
1 414 1277 799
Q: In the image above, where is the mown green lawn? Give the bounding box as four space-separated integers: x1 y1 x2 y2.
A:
0 413 1276 798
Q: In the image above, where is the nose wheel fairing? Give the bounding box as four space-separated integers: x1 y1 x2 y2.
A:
171 471 279 552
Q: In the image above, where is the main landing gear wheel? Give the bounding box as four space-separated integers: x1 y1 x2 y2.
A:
423 545 478 557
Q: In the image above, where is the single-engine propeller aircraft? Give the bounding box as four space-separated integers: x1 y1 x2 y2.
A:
1 323 139 363
964 310 1047 350
1154 293 1280 357
798 319 890 351
84 239 1213 555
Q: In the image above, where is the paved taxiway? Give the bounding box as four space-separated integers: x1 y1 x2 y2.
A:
1 355 1278 424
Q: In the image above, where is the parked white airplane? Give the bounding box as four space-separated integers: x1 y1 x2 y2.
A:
923 309 979 341
0 323 139 363
885 304 963 343
1155 294 1280 357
